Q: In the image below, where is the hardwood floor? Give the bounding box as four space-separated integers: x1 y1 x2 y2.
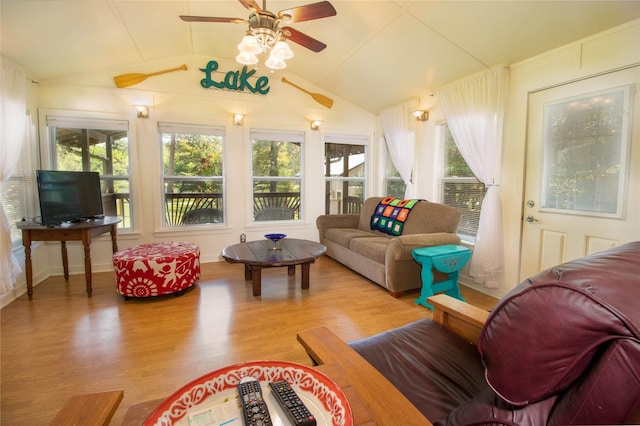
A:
0 256 498 425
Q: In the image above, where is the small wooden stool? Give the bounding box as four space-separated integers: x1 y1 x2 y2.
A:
412 244 471 310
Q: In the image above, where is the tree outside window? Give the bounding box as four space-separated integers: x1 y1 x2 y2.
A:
251 130 303 221
160 124 224 226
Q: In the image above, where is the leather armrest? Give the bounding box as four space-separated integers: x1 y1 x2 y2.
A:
428 294 489 344
297 326 432 425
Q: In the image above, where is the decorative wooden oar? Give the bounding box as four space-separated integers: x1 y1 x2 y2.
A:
281 77 333 109
113 64 188 88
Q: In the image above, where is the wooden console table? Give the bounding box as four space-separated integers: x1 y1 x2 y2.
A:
17 216 121 300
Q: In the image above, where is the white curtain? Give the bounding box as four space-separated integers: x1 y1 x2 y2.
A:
436 66 509 288
380 102 416 199
0 59 27 293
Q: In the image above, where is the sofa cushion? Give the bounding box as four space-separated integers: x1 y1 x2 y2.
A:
324 228 380 248
478 241 640 406
349 236 389 264
350 319 487 422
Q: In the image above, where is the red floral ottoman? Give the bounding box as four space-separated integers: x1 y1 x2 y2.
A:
113 242 200 298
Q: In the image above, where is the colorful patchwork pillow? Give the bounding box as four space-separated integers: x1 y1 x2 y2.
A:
370 197 422 236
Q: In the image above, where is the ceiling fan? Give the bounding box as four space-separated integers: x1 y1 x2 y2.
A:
180 0 336 65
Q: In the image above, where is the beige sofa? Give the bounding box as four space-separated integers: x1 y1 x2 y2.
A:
316 196 462 296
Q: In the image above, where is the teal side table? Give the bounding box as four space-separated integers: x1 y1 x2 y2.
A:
412 244 472 310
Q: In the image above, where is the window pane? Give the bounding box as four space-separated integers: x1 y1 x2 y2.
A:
542 89 627 215
251 134 302 221
160 128 224 226
440 125 486 240
442 180 485 239
49 123 131 230
324 142 366 214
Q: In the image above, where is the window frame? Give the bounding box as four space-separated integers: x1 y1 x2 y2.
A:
42 114 133 231
438 122 486 242
250 129 304 222
323 134 369 215
159 122 226 228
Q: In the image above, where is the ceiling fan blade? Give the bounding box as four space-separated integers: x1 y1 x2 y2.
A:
281 26 327 52
278 1 336 23
180 15 246 24
239 0 262 13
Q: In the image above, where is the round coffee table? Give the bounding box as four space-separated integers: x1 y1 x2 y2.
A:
221 238 327 296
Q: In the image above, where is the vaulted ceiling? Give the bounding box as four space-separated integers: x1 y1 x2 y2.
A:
2 1 639 113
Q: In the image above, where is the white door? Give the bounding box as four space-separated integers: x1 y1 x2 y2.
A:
520 66 640 281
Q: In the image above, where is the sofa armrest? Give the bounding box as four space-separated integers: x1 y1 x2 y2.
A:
428 294 489 344
297 327 432 425
316 214 360 230
316 214 361 243
387 233 462 260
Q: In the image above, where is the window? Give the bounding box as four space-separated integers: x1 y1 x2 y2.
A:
542 87 630 216
46 116 132 229
160 123 225 226
383 139 406 199
251 130 303 222
439 124 486 240
324 135 367 214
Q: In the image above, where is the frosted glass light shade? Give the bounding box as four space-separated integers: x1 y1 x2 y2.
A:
265 52 286 69
271 41 294 60
236 52 259 65
238 35 262 54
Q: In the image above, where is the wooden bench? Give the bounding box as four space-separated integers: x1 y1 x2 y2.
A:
296 294 489 425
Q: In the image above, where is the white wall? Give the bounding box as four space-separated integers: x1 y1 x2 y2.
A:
417 19 640 298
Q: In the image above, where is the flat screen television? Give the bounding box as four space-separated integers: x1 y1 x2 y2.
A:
36 170 104 225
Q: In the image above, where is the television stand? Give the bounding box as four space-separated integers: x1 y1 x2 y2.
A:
17 216 122 300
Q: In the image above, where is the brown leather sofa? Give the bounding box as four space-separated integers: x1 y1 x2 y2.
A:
299 242 640 425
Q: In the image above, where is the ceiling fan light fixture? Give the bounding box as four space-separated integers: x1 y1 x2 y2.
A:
271 41 294 60
236 51 259 65
238 35 263 55
265 53 287 70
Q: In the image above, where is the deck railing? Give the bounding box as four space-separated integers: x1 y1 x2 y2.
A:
102 192 308 226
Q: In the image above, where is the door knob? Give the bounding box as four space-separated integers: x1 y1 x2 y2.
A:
524 215 537 222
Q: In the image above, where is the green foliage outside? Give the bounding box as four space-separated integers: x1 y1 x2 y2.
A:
252 140 301 193
162 132 223 194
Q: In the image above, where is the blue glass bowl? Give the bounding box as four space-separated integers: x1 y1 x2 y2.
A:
264 233 287 243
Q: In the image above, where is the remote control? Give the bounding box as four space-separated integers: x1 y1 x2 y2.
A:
269 380 317 426
237 376 273 426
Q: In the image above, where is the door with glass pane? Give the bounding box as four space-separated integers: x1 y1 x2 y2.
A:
520 67 640 281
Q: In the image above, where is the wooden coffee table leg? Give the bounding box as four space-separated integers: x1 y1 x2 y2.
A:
244 264 252 281
252 267 262 296
288 265 296 276
301 262 311 289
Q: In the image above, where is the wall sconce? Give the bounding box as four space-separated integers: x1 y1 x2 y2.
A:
135 105 149 119
310 120 322 131
233 113 245 126
411 110 428 122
